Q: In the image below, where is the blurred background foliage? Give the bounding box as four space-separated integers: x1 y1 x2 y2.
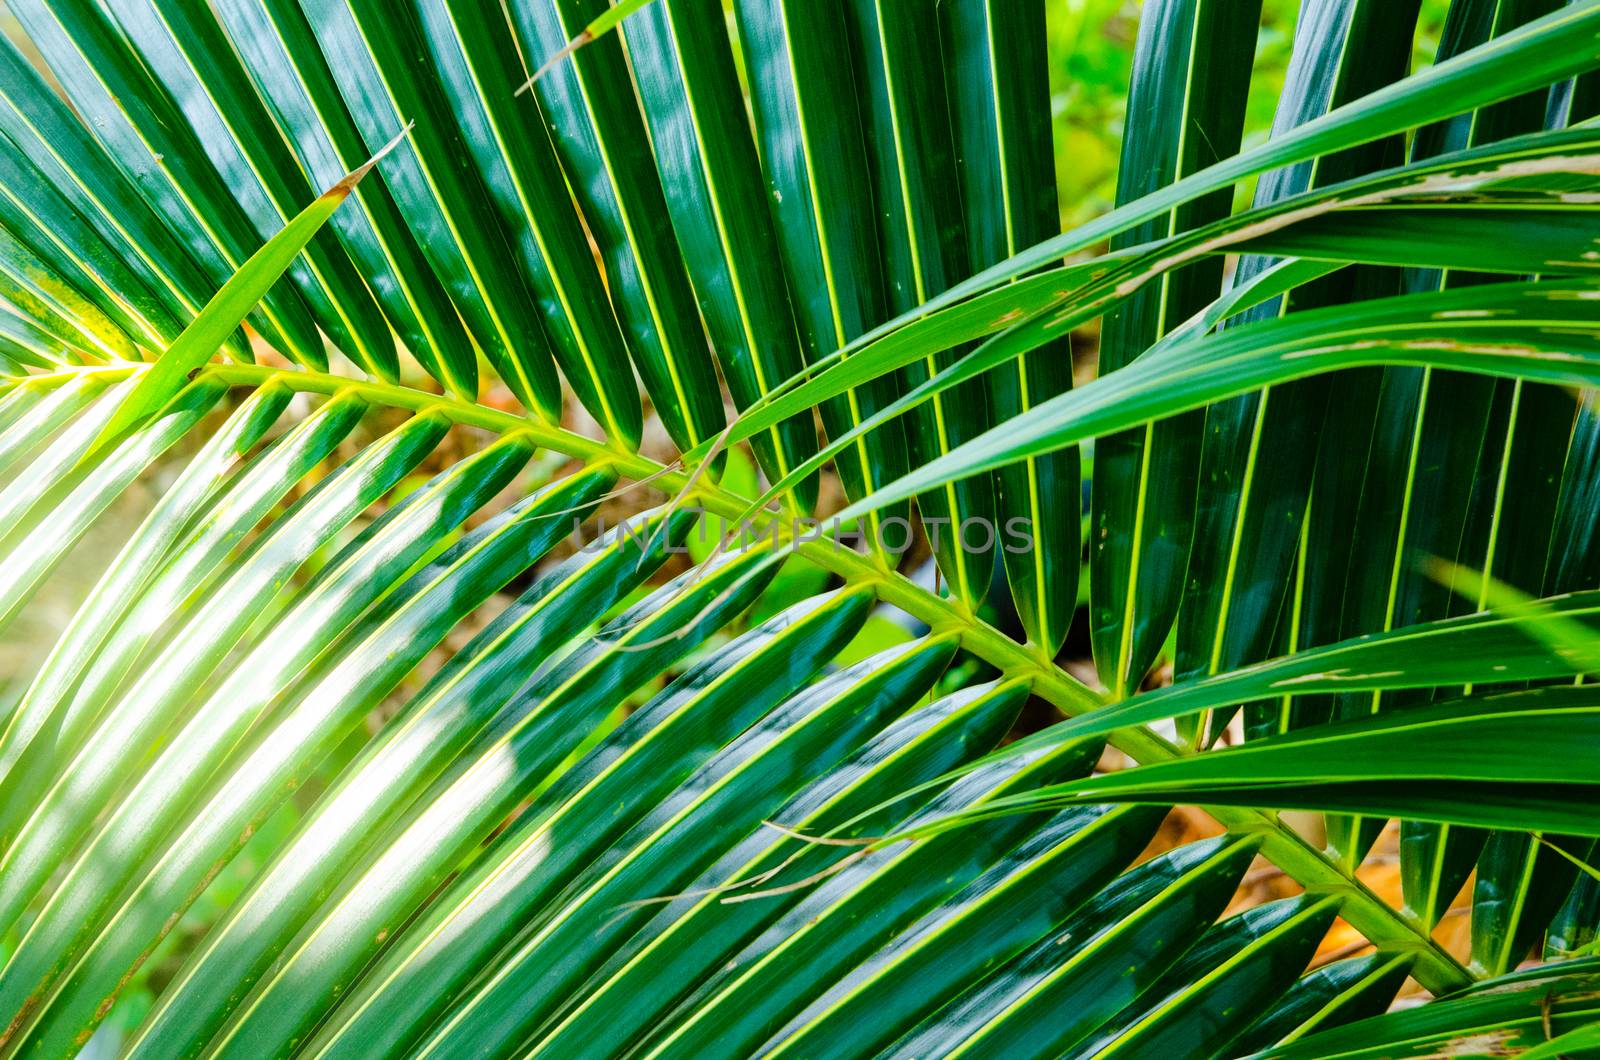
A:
1046 0 1453 227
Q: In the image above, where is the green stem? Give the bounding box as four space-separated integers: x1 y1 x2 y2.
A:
21 360 1473 993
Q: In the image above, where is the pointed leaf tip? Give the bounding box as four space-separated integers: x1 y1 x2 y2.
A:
519 30 593 93
516 0 657 93
332 121 414 197
86 139 393 460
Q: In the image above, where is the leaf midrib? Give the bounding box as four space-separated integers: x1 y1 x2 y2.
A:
14 357 1473 994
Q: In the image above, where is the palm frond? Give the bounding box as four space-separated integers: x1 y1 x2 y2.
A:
7 0 1600 1055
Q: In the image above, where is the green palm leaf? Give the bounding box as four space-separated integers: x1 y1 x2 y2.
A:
9 0 1600 1055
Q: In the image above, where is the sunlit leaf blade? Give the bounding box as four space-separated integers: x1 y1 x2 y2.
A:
513 0 725 453
0 376 224 632
9 0 328 367
415 0 643 448
730 0 912 548
19 462 617 1054
299 0 562 419
416 642 964 1059
310 587 884 1059
0 378 131 548
105 0 399 379
126 505 690 1056
0 379 291 792
0 371 115 479
206 547 787 1057
844 0 997 607
943 0 1078 655
1077 895 1343 1059
0 387 366 815
213 0 479 394
1176 0 1420 746
1339 0 1560 895
881 836 1258 1059
0 411 473 1048
1090 0 1261 698
0 397 425 845
621 0 819 504
529 679 1032 1057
